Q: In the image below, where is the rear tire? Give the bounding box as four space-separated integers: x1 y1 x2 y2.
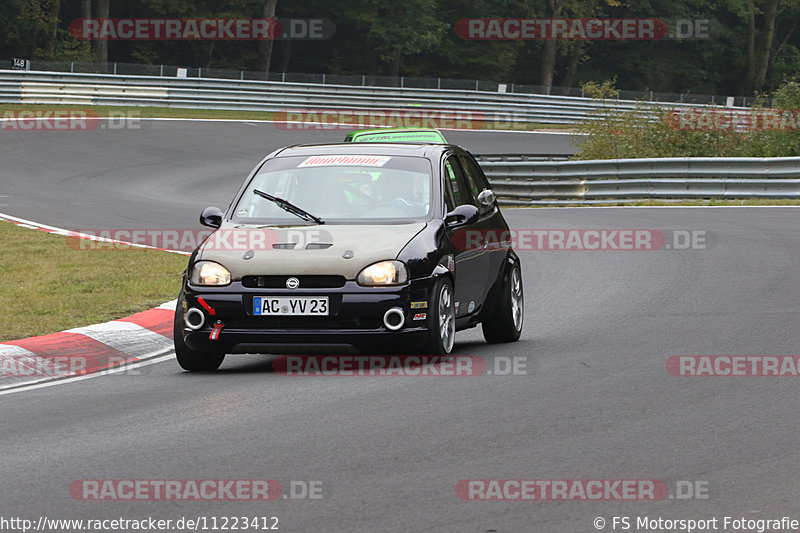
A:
421 277 456 355
174 293 225 372
482 263 523 343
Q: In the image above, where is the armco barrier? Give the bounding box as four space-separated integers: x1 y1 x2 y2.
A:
2 71 791 204
0 70 736 125
475 156 800 205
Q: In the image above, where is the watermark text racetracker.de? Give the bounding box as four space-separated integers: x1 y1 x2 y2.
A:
667 108 800 132
0 110 140 132
455 479 709 501
64 228 710 253
274 108 486 131
68 18 335 40
0 354 136 378
452 229 709 251
69 478 323 501
273 355 529 377
65 228 335 253
455 18 716 40
667 355 800 377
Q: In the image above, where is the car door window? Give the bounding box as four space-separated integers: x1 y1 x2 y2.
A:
459 154 493 215
443 156 473 211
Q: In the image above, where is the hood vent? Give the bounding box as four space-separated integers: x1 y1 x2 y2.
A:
271 242 333 250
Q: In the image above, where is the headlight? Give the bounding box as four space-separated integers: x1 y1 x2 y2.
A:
190 261 231 286
357 260 408 286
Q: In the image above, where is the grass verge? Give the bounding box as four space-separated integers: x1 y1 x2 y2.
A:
0 221 187 342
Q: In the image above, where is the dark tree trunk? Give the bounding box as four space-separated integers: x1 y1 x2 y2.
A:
81 0 92 58
95 0 109 69
277 39 292 73
390 51 401 78
754 0 780 92
47 0 61 58
257 0 279 80
540 0 563 90
561 41 584 95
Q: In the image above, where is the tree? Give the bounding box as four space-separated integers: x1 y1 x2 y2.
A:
356 0 448 77
257 0 278 77
540 0 563 89
95 0 108 65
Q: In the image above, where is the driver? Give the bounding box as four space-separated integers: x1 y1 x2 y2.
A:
377 174 416 211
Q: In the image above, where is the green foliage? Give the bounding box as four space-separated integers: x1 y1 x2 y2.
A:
740 81 800 156
51 30 93 62
574 81 800 159
581 78 619 99
2 0 800 97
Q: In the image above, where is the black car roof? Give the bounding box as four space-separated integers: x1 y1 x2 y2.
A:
271 142 459 159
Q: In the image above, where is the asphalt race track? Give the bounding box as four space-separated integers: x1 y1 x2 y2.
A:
1 121 799 532
0 121 575 230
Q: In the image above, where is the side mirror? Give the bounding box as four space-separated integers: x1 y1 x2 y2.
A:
477 188 496 206
199 206 224 228
445 204 479 228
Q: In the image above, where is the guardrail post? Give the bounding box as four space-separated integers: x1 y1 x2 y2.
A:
160 64 164 76
70 62 74 73
240 70 244 80
282 72 286 82
113 62 117 75
475 80 479 91
437 78 441 89
322 73 326 84
362 75 365 86
401 76 404 88
198 67 202 78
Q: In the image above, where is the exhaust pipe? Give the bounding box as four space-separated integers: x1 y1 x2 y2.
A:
383 307 405 331
185 307 206 330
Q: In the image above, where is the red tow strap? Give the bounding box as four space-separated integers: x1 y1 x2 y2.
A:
209 320 224 341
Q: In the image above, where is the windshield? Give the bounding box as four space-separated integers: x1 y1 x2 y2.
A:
233 154 432 224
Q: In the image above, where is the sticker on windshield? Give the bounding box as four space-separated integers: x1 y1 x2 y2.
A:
299 155 391 167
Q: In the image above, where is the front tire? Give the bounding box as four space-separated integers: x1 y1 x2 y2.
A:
421 277 456 355
482 263 523 343
174 293 225 371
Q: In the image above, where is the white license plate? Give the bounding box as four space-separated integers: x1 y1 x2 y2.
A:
253 296 329 316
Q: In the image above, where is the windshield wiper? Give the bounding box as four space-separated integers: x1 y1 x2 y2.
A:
253 189 325 225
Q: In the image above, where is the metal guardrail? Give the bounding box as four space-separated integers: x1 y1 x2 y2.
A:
1 71 791 204
0 70 739 125
7 58 753 106
475 156 800 205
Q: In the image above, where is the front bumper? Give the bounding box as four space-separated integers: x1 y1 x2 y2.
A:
179 277 435 353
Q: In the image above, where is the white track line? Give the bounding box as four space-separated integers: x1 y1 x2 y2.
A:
0 351 176 396
0 211 190 255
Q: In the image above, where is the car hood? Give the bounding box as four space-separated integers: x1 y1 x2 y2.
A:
197 221 427 279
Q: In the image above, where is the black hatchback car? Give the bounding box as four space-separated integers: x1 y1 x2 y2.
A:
174 142 523 371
